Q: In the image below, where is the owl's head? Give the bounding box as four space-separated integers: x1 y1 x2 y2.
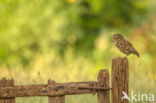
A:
113 33 123 42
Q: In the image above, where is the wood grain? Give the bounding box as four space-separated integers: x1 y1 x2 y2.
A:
0 78 15 103
48 79 57 103
112 57 129 103
97 69 110 103
57 96 65 103
0 81 98 98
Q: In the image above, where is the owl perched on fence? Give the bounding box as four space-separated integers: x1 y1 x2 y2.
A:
113 33 140 57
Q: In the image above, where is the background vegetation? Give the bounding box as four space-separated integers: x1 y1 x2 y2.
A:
0 0 156 103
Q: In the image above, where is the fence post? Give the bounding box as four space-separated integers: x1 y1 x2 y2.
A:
48 79 57 103
57 96 65 103
112 57 129 103
97 69 110 103
0 78 15 103
48 79 65 103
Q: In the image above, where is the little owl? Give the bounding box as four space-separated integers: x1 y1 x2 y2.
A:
113 33 140 57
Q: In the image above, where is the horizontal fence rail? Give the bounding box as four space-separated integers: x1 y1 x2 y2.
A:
0 81 110 98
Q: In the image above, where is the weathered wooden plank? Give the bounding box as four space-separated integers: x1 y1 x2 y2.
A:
57 96 65 103
48 97 57 103
0 78 15 103
112 57 129 103
78 86 111 90
97 69 110 103
48 79 57 103
0 100 5 103
0 81 98 98
0 78 6 103
7 79 15 103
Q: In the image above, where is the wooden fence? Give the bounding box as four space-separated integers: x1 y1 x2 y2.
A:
0 57 129 103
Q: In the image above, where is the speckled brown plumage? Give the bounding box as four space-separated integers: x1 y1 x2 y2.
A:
113 33 140 57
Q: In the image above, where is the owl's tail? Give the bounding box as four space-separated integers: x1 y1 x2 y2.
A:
135 51 140 57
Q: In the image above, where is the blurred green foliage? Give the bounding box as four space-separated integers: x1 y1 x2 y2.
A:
0 0 146 67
